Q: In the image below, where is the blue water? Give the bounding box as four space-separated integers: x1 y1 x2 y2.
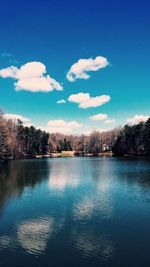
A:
0 157 150 267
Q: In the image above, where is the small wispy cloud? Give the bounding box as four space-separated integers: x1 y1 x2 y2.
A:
90 113 108 121
1 53 19 64
90 113 116 124
1 52 13 57
104 119 116 124
57 99 66 104
66 56 109 82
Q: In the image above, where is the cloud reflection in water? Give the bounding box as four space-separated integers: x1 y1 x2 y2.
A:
0 235 12 250
48 160 79 192
73 183 113 222
17 216 63 255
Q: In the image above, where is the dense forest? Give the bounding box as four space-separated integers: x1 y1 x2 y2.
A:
0 111 49 161
0 110 150 162
112 119 150 156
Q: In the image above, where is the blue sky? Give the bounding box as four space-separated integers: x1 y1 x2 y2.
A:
0 0 150 134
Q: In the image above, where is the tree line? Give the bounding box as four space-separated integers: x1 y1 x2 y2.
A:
112 118 150 156
48 128 120 155
0 110 150 162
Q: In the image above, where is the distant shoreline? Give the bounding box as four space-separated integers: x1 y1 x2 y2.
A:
33 151 113 158
1 151 150 163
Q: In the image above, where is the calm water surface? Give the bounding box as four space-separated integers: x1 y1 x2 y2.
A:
0 157 150 267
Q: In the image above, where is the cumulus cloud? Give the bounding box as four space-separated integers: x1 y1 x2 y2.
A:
3 113 31 126
126 114 149 124
90 113 108 121
68 92 111 109
0 62 63 92
104 119 116 124
40 119 82 134
57 99 66 104
68 92 90 104
66 56 109 82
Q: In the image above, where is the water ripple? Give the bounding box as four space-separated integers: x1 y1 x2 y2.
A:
0 235 11 250
71 228 115 261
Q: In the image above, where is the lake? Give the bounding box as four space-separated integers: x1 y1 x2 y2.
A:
0 157 150 267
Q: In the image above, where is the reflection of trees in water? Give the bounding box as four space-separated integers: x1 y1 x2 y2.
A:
86 158 150 190
110 158 150 189
0 159 49 212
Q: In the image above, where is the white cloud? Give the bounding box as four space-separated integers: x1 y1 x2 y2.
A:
15 76 62 92
89 114 115 123
66 56 109 82
68 92 111 109
126 114 149 125
40 119 82 134
0 66 18 78
3 113 31 125
104 119 116 124
57 99 66 104
80 95 111 109
16 62 46 79
0 62 63 92
68 92 90 104
90 113 108 121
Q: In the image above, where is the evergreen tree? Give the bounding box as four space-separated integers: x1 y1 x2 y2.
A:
143 118 150 155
